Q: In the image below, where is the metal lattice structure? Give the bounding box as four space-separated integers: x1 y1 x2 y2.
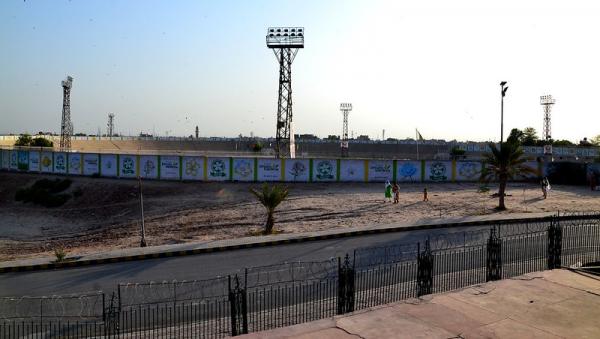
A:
340 103 352 157
107 113 115 139
60 76 73 150
540 95 555 141
266 27 304 158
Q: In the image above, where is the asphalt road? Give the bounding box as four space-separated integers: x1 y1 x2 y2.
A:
0 226 484 297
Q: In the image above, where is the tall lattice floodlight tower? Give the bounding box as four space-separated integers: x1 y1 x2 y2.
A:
340 103 352 157
266 27 304 158
540 95 555 142
60 76 74 150
107 113 115 139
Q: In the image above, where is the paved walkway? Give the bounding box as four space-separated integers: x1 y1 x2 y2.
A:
242 269 600 339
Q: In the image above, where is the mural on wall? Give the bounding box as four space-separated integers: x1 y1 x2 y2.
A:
1 150 9 169
9 151 18 170
119 155 137 178
82 154 100 176
368 160 393 182
257 159 281 181
17 151 29 171
455 161 482 181
53 152 67 173
396 161 420 182
139 155 158 179
284 159 309 182
207 157 230 181
182 156 204 180
28 151 40 172
40 152 53 172
425 161 451 181
313 159 337 182
232 158 254 181
160 156 180 180
100 154 118 177
340 160 365 182
68 153 82 175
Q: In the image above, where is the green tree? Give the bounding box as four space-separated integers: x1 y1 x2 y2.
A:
591 135 600 146
506 128 524 145
521 127 538 146
481 142 537 210
250 183 289 234
553 139 574 147
14 134 33 146
449 146 466 159
30 137 53 147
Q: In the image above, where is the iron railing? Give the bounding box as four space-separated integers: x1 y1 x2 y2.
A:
1 212 600 338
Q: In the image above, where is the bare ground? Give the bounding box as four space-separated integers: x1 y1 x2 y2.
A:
1 172 598 261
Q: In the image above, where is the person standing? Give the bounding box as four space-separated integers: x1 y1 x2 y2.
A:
392 182 400 204
385 180 392 202
541 177 550 199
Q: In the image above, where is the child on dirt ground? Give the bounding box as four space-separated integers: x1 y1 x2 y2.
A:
541 177 550 199
392 182 399 204
385 181 392 202
423 187 429 201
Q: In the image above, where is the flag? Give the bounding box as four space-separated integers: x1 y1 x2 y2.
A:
416 129 424 141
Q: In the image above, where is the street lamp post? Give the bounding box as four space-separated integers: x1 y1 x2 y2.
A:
138 176 147 247
500 81 508 145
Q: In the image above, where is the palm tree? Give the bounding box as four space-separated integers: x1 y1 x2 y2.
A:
250 183 289 234
481 142 537 210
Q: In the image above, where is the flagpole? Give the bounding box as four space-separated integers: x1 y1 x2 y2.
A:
416 129 420 161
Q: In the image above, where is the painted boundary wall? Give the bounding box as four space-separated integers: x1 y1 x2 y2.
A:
0 149 552 183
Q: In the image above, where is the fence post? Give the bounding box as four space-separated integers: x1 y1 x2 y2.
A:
417 239 434 297
337 253 355 315
105 291 120 336
486 226 502 281
228 274 248 336
548 217 562 269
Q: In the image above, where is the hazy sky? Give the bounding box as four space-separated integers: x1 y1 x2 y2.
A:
2 0 600 142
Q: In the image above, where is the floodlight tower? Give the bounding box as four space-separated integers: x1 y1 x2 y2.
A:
340 103 352 157
107 113 115 139
540 95 555 141
266 27 304 158
60 76 74 150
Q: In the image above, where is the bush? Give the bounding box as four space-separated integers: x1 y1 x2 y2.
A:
30 137 53 147
54 247 67 262
14 134 32 146
15 179 72 207
13 135 53 147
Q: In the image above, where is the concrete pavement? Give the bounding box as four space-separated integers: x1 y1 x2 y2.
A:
242 269 600 338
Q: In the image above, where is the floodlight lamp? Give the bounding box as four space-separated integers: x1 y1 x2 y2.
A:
502 87 508 97
266 27 304 48
500 81 507 86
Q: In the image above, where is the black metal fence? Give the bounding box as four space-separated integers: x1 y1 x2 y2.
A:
2 212 600 338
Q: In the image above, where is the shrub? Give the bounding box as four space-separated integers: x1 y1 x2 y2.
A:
54 247 67 262
30 137 53 147
14 134 32 146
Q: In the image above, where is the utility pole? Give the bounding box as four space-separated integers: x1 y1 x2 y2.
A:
138 177 147 247
500 81 508 146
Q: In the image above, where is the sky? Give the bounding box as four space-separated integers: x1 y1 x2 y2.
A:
1 0 600 142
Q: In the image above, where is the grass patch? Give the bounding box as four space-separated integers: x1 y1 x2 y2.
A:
15 178 73 207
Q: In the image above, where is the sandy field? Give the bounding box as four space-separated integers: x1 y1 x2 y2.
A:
1 172 598 261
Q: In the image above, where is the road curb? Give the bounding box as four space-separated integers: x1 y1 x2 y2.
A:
0 214 580 274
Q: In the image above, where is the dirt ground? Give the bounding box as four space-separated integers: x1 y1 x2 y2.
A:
1 172 598 261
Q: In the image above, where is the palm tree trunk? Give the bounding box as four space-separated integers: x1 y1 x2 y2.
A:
265 210 275 234
498 176 507 210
